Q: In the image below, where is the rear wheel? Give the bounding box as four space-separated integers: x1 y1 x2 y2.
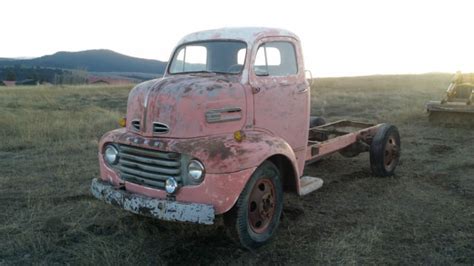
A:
224 161 283 249
370 124 401 176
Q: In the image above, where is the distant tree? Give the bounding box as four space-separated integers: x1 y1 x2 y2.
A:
27 69 39 80
5 69 16 81
53 73 62 84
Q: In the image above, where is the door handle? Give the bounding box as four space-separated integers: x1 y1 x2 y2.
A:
280 81 290 86
296 86 309 94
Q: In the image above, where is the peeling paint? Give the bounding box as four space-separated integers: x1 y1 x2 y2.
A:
91 178 215 224
126 75 245 139
94 28 393 223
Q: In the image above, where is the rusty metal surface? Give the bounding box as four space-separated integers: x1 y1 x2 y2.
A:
99 129 299 176
91 178 215 225
98 128 298 213
126 75 247 139
305 123 381 164
248 34 310 174
96 27 394 215
98 150 257 214
177 27 299 46
121 27 308 176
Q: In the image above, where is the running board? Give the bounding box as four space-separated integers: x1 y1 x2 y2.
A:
298 176 324 196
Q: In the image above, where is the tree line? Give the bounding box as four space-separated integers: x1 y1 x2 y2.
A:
0 66 88 85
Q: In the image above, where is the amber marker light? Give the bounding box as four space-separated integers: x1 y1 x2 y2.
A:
234 130 245 142
118 117 126 127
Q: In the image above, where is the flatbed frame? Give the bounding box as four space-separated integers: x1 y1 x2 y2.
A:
305 120 380 164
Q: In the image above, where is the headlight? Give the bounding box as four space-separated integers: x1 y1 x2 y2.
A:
165 177 178 194
104 145 119 165
188 160 205 182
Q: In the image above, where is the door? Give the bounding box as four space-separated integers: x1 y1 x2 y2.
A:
249 38 310 152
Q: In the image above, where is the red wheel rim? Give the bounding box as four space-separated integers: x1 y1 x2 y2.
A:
384 135 399 171
248 178 276 234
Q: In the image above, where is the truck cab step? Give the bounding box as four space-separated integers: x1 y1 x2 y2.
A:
298 176 324 196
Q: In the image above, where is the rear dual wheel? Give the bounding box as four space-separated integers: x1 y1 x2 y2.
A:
224 161 283 249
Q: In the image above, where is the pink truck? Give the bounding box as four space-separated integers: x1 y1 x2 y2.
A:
91 27 401 249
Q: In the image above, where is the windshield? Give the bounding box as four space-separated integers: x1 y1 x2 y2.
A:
169 41 247 74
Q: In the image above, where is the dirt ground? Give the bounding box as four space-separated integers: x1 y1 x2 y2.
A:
1 74 473 265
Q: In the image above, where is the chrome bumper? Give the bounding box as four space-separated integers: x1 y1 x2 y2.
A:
90 178 215 225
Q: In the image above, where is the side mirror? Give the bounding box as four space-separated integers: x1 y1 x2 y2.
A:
305 70 314 87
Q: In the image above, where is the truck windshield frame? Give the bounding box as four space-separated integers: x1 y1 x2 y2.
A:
168 40 247 75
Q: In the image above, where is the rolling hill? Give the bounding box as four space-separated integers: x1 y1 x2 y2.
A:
0 49 167 74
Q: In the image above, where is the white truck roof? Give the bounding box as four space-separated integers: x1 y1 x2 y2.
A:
178 27 299 45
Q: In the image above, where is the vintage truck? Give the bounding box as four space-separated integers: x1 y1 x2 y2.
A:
91 27 401 249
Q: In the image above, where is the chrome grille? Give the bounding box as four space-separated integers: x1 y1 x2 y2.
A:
117 144 181 190
131 120 140 131
153 122 170 134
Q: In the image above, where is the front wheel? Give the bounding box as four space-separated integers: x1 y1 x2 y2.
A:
224 161 283 249
370 124 401 176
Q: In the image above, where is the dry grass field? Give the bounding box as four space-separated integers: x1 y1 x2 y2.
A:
1 74 473 265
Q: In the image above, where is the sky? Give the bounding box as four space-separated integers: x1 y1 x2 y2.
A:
1 0 474 77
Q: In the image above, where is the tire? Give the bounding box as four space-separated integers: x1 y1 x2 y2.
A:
224 161 283 249
309 116 326 128
370 124 401 177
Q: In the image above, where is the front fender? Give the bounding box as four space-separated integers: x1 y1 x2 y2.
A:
100 129 299 176
170 131 300 177
98 129 300 213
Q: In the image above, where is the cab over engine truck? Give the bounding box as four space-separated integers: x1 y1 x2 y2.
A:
91 27 401 249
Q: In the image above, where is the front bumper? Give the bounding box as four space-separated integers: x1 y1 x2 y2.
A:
90 178 215 225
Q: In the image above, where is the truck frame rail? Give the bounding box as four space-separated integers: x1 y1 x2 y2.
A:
306 120 380 164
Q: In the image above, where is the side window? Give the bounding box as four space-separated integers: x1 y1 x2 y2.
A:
237 48 246 65
253 41 298 76
265 47 281 65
